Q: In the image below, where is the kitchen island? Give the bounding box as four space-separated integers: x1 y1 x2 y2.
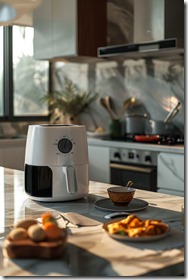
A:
0 167 184 277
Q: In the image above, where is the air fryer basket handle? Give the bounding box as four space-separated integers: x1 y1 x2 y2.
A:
63 166 78 195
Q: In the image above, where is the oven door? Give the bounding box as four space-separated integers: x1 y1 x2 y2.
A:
110 161 157 192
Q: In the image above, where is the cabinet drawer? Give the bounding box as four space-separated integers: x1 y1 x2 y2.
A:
88 146 110 183
157 153 184 193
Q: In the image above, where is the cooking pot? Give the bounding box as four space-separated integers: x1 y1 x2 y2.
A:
123 114 147 135
145 119 175 135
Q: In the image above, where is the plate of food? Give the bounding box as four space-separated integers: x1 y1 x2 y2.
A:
103 214 170 242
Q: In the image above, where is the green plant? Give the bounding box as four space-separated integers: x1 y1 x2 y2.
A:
41 77 98 123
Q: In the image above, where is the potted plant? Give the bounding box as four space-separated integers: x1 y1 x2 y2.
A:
42 77 98 124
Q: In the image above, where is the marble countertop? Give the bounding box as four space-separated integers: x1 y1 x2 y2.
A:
0 167 184 277
87 138 184 154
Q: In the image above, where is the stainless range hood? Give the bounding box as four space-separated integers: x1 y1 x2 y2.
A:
98 0 184 60
98 38 184 60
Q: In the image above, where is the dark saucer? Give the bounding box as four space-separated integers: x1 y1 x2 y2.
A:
94 198 148 212
113 202 130 206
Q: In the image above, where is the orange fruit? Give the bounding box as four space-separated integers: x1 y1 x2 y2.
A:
43 222 62 240
41 212 57 226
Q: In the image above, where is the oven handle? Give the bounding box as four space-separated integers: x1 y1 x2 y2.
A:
110 163 155 174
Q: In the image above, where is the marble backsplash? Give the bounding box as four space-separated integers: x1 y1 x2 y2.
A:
52 57 184 135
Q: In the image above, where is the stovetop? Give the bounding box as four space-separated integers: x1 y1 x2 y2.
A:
102 134 184 146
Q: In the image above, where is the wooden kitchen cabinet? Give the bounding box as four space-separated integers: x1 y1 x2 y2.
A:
33 0 107 60
88 145 110 183
157 152 184 196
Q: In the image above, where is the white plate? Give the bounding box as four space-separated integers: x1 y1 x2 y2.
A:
103 218 170 242
87 131 109 138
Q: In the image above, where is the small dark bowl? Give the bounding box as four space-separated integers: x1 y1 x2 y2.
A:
107 187 135 205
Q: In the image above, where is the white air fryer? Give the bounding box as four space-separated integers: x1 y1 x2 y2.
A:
24 124 89 202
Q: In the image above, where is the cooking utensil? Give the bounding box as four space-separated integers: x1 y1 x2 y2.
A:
100 97 116 120
125 180 133 188
105 96 118 119
145 119 174 135
119 97 138 118
123 181 133 191
165 107 180 123
164 101 181 123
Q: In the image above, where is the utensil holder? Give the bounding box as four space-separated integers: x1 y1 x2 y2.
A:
109 119 122 139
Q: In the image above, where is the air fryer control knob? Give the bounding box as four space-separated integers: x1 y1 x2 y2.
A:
58 138 73 153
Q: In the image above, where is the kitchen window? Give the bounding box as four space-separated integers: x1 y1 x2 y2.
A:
1 25 50 121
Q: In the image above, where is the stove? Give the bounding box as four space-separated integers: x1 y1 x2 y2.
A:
103 134 184 146
157 135 184 145
107 133 184 193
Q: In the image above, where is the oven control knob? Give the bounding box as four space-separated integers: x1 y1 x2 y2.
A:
145 155 152 163
114 152 121 160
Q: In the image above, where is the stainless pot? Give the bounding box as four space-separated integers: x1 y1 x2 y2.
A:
123 114 147 135
145 119 175 135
